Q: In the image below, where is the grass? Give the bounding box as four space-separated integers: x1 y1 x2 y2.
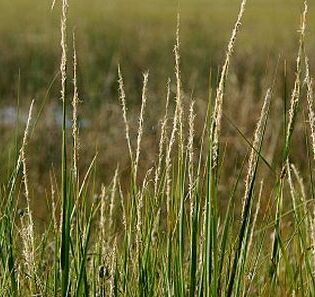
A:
1 0 315 192
0 0 314 102
1 0 315 296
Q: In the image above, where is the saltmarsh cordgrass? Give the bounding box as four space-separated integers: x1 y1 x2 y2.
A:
1 0 315 296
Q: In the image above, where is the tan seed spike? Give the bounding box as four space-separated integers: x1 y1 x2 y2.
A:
285 1 307 150
109 238 117 297
154 78 171 197
188 100 195 219
20 100 36 293
305 57 315 160
72 31 80 185
165 87 180 216
211 0 247 168
60 0 68 104
174 13 184 153
134 71 149 179
99 184 106 248
50 173 58 233
109 166 119 232
118 65 134 164
246 180 263 263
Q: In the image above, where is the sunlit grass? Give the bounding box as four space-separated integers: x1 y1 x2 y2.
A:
0 0 315 296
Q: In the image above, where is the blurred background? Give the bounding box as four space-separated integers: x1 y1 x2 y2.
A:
0 0 314 219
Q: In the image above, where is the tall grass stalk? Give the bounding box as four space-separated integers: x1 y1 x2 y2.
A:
118 65 134 165
59 0 71 295
20 100 36 294
134 72 149 180
203 0 247 295
270 1 308 285
72 31 80 188
226 88 271 297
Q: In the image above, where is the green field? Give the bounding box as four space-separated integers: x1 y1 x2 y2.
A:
0 0 314 188
1 0 314 101
1 0 315 296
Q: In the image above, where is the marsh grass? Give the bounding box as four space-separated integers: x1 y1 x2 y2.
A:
1 0 315 296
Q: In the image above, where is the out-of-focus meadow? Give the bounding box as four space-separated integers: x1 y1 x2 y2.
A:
0 0 314 217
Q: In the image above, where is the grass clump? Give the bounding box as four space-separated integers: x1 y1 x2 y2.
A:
1 0 315 296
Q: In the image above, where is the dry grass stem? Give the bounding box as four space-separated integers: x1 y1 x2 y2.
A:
100 184 107 247
285 1 307 150
118 65 134 164
20 100 36 292
134 72 149 179
60 0 68 104
154 78 171 197
174 14 184 153
72 31 80 184
211 0 247 168
109 166 119 233
188 100 195 218
305 57 315 159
